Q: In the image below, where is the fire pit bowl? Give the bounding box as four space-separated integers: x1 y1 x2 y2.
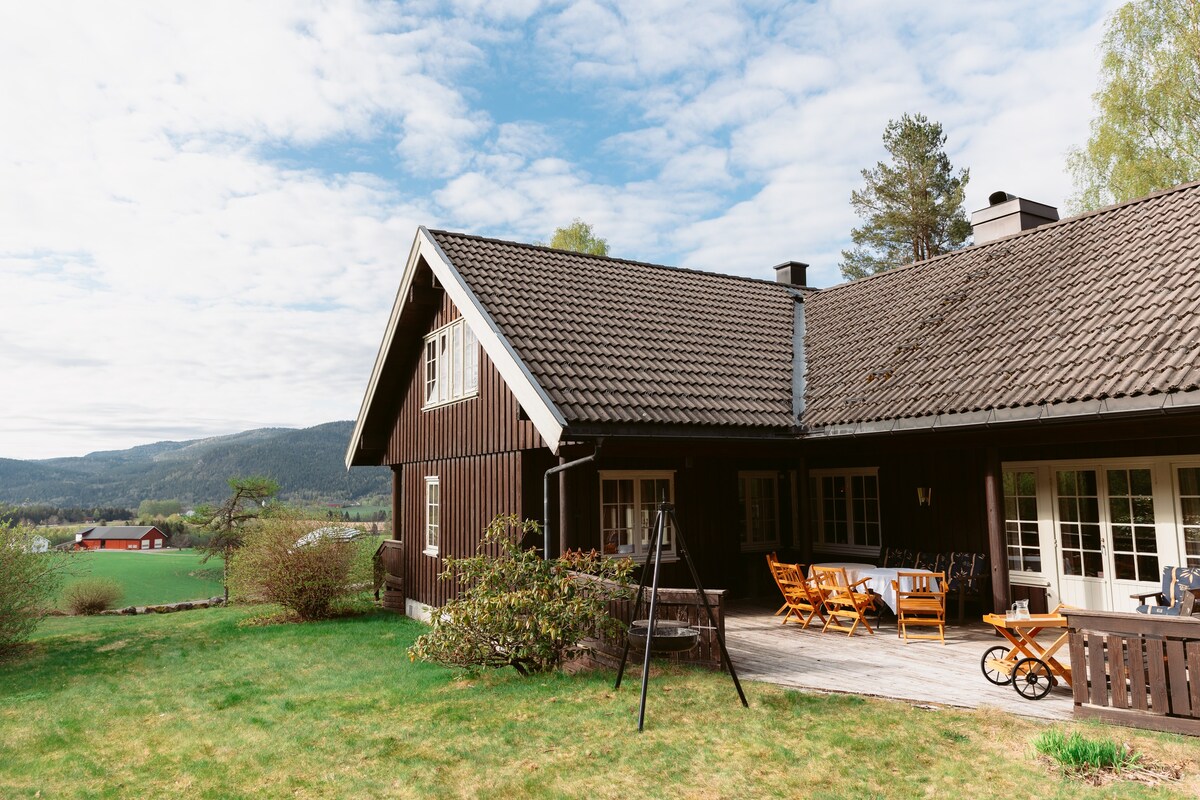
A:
628 619 700 653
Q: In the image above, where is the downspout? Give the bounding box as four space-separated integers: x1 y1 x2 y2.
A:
543 441 602 561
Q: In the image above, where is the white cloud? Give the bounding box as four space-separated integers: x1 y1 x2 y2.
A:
0 0 1128 460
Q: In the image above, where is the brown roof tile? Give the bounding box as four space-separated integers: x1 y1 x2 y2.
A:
429 231 796 430
803 181 1200 428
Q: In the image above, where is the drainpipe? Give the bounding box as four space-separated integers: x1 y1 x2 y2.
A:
542 441 602 560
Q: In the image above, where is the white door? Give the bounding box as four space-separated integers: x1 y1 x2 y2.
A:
1053 466 1164 611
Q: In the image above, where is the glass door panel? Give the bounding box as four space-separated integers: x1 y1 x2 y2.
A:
1057 469 1103 577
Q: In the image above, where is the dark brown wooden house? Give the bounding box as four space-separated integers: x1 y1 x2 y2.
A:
348 182 1200 619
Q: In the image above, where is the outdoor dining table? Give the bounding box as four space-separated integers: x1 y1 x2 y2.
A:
811 563 937 613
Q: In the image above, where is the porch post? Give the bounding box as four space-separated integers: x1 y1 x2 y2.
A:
983 447 1010 613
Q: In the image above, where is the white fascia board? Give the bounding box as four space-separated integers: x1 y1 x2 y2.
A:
418 228 566 452
345 229 426 468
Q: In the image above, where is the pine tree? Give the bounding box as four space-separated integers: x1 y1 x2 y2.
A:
840 113 971 281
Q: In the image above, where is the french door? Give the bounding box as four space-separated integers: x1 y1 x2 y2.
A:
1053 465 1165 611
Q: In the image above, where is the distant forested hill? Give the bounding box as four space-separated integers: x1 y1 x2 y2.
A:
0 422 389 507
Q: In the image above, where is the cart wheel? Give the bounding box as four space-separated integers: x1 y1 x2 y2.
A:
1011 658 1054 700
980 645 1012 686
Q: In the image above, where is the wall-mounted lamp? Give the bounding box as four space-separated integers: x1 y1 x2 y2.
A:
916 487 933 507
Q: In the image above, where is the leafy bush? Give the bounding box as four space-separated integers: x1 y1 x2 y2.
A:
63 577 124 615
0 523 69 653
229 514 374 620
1034 728 1138 773
409 515 635 675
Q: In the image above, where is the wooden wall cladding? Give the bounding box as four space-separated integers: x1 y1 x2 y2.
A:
400 452 524 609
387 293 544 464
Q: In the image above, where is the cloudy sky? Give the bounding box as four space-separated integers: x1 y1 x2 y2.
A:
1 0 1121 460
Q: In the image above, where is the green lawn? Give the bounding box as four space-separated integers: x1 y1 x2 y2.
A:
1 608 1195 799
56 550 223 609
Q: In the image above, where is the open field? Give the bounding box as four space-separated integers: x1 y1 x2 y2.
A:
56 550 223 608
1 608 1196 799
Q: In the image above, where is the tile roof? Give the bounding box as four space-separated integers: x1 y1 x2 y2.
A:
78 526 161 540
428 231 797 430
802 181 1200 429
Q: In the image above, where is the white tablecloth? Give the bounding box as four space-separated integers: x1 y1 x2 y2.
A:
811 562 877 584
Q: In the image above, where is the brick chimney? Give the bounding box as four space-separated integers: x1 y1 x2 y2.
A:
971 191 1059 245
774 261 809 287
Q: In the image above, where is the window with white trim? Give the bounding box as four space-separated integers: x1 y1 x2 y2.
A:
1178 467 1200 567
423 318 478 408
424 476 440 554
599 471 674 558
1004 470 1042 573
809 469 881 553
738 472 779 551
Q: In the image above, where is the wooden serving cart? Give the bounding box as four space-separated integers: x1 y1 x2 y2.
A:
979 604 1073 700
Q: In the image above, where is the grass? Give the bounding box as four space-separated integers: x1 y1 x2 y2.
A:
1036 728 1140 772
1 608 1196 799
55 550 223 609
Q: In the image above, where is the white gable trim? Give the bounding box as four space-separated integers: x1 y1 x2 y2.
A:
419 228 566 449
346 228 565 468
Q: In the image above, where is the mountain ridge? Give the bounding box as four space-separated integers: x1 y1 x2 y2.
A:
0 422 387 507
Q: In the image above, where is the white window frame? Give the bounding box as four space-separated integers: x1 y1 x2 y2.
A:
738 471 780 552
423 318 478 409
424 476 440 556
809 468 881 557
598 471 676 560
1003 469 1044 577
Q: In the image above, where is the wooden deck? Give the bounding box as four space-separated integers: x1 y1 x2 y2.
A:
724 602 1073 721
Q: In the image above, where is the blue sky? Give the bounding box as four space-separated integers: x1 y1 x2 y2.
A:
1 0 1121 460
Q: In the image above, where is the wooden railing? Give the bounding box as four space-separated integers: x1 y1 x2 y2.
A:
1065 608 1200 736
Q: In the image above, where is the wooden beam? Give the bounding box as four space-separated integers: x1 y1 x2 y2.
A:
408 284 441 307
984 447 1010 614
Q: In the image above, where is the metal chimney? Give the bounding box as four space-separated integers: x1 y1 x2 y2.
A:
773 261 809 287
971 191 1059 245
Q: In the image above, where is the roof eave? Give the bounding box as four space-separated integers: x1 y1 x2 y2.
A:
346 228 567 468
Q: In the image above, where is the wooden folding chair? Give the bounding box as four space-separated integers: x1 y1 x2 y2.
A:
767 555 826 628
811 566 876 636
766 553 788 617
892 571 946 644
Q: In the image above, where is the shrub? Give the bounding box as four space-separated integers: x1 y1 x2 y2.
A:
63 577 124 615
229 515 374 620
1034 728 1139 773
0 523 69 653
409 515 635 675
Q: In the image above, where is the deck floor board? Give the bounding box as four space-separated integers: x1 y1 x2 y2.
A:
724 604 1073 721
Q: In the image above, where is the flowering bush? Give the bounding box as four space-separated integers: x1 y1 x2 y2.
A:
409 515 634 675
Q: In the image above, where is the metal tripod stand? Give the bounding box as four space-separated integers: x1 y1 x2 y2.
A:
614 500 748 731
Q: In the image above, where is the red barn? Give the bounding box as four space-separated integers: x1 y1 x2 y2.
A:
75 525 167 551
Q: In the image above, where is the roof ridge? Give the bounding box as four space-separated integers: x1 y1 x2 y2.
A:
427 229 796 291
814 179 1200 296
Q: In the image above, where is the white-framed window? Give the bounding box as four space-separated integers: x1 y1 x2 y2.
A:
738 472 779 551
809 468 881 555
599 471 674 559
140 539 149 549
424 476 440 555
1003 470 1042 574
423 318 478 408
1175 466 1200 567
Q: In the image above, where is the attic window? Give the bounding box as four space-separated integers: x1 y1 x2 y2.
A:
423 318 479 408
